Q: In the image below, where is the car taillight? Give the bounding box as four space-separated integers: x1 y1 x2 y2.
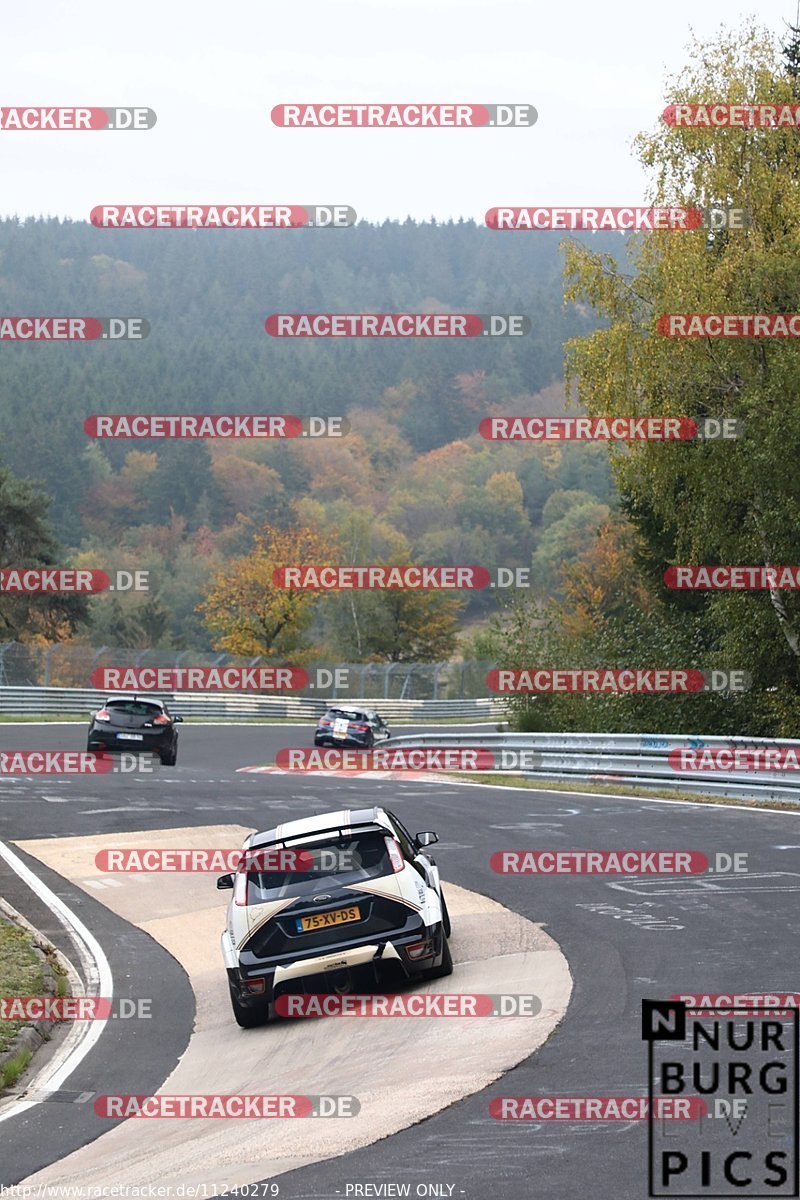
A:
94 709 110 722
384 837 404 874
351 723 369 732
406 938 434 960
319 719 332 727
153 714 171 725
243 978 265 994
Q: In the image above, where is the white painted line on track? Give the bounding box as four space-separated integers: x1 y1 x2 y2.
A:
0 840 113 1126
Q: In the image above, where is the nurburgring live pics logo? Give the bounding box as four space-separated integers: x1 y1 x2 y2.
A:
658 314 800 337
83 414 348 439
0 107 156 130
662 103 800 127
90 205 355 228
486 207 748 231
270 103 537 127
265 314 529 337
479 416 741 441
486 669 751 694
0 318 148 340
665 566 800 590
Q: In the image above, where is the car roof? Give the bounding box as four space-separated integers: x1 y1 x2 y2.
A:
247 806 393 850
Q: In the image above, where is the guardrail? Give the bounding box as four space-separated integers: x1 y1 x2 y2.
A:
382 731 800 803
0 686 506 723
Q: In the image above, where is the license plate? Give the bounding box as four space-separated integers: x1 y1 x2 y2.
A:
332 718 349 740
296 905 360 932
117 733 144 741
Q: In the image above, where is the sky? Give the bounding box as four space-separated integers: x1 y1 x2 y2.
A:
0 0 795 224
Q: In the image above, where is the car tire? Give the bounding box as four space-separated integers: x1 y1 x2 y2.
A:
419 932 453 980
440 891 451 938
364 732 374 748
160 743 177 766
229 981 270 1028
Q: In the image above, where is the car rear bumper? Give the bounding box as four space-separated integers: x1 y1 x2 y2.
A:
88 729 175 754
314 733 371 747
229 925 443 1009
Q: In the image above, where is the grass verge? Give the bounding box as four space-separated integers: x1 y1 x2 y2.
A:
447 772 800 811
0 917 43 1055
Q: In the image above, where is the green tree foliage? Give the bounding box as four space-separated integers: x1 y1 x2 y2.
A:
0 465 88 641
562 21 800 723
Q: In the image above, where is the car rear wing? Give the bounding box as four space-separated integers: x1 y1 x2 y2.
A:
248 821 388 854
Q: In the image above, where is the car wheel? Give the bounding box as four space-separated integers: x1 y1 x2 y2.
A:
229 981 270 1028
419 932 453 980
365 732 375 748
160 743 177 766
440 890 451 938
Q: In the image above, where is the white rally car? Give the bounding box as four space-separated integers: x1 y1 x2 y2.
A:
218 806 452 1027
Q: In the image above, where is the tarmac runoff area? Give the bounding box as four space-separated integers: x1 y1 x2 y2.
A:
15 824 572 1194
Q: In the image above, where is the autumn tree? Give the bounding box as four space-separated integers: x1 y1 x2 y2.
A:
355 581 463 663
198 524 335 659
563 21 800 715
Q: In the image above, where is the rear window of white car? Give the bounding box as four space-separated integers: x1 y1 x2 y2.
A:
245 830 394 903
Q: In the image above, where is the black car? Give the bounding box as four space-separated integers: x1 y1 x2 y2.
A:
87 695 183 764
314 706 391 748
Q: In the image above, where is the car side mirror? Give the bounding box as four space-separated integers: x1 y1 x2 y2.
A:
216 873 235 890
415 831 439 847
173 714 184 723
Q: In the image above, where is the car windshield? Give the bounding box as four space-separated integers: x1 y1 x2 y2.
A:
105 701 164 717
245 829 393 903
324 709 367 722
